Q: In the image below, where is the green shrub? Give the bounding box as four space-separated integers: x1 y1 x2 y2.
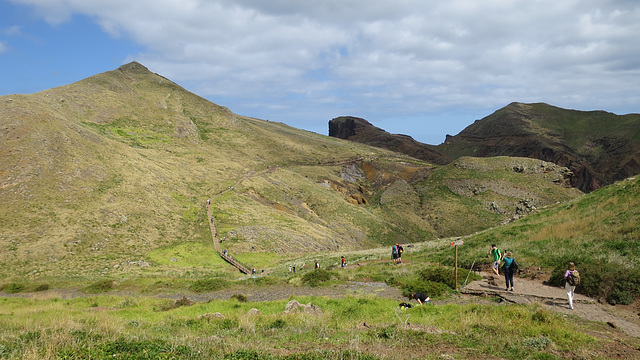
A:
264 319 286 330
301 269 332 287
399 279 450 298
548 261 640 305
395 265 482 298
242 276 282 286
3 283 25 294
189 278 229 292
34 284 49 292
419 265 482 289
231 294 248 302
82 279 115 294
58 338 193 359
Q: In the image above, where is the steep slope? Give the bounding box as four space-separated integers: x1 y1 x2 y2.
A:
439 102 640 192
0 63 582 282
441 175 640 304
329 103 640 193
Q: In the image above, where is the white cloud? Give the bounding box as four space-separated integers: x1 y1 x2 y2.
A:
10 0 640 142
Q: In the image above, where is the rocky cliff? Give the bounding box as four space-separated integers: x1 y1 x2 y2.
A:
329 116 451 165
329 103 640 192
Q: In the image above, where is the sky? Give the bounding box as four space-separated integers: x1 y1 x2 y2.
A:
1 0 640 144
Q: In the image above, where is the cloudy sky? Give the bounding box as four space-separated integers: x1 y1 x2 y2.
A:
2 0 639 144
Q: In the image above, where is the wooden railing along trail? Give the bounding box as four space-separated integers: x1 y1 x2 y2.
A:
206 204 251 274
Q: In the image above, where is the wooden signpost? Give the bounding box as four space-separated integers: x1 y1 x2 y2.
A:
450 238 464 290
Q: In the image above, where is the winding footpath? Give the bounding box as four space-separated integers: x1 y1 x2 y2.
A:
462 271 640 338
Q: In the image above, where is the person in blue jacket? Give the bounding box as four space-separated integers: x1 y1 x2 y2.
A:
502 251 517 291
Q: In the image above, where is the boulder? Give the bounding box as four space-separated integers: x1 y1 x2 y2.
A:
283 300 323 315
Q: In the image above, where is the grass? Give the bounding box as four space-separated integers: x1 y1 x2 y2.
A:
415 176 640 304
0 293 623 360
1 237 638 358
1 73 585 284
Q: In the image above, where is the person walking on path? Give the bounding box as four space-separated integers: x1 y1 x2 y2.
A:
502 251 517 291
489 244 503 275
565 262 579 309
341 256 346 269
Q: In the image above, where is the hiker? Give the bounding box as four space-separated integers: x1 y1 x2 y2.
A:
392 245 399 264
565 262 579 310
292 266 296 273
289 265 292 272
501 251 518 291
489 244 502 275
397 244 404 264
341 256 346 269
314 260 320 269
411 292 431 305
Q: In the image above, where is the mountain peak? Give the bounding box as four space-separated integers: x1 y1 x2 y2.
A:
117 61 150 74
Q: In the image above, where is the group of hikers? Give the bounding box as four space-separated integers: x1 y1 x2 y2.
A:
490 244 580 310
392 243 404 264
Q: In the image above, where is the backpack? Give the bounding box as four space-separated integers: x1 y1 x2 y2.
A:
510 259 519 271
568 270 580 286
392 246 398 255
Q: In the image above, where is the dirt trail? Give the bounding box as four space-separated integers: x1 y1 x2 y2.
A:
462 271 640 337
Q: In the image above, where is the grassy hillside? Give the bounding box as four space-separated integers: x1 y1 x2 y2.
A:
0 63 582 285
417 175 640 304
438 102 640 192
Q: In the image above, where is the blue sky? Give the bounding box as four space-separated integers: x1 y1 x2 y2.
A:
2 0 640 144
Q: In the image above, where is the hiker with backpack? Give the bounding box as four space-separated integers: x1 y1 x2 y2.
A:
392 245 399 264
501 251 518 291
565 262 580 310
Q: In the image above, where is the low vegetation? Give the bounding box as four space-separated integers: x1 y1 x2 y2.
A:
417 176 640 304
0 288 620 360
3 63 640 359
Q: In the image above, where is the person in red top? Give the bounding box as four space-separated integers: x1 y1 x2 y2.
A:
341 256 346 269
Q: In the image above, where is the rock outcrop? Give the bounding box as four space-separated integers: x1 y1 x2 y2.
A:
329 116 451 165
329 103 640 193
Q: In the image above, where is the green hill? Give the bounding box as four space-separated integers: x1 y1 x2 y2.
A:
330 103 640 193
420 175 640 304
439 102 640 192
0 62 581 284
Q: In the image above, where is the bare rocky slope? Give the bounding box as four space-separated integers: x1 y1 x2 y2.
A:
329 102 640 193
